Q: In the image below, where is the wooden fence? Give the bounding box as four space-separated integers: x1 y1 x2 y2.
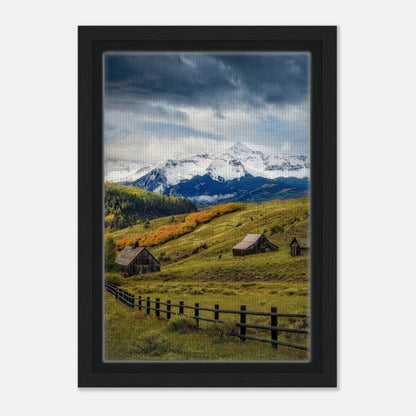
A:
105 282 310 351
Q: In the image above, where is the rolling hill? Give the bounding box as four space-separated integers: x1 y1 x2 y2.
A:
110 197 310 282
104 183 197 231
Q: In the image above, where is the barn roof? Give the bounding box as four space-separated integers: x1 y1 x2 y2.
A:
116 246 146 267
290 237 310 248
232 234 266 250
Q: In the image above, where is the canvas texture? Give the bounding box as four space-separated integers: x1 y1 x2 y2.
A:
103 53 311 361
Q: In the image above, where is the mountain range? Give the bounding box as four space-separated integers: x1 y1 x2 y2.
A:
105 142 310 205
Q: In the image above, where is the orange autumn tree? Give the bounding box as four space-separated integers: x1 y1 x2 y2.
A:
116 202 243 251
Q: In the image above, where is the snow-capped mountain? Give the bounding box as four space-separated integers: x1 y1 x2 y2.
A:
104 160 152 183
105 143 310 205
207 142 310 181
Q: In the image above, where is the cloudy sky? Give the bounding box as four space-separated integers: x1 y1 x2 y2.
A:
104 52 310 165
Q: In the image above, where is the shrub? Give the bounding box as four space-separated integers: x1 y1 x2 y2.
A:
132 310 145 319
205 322 239 339
104 233 118 272
270 222 284 234
135 331 168 355
191 242 207 254
189 288 204 295
282 331 304 344
168 317 198 334
158 251 171 262
105 272 124 285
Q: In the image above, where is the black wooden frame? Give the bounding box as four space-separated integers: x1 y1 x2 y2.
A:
78 26 337 387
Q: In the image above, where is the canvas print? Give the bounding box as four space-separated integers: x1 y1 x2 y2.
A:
104 52 310 361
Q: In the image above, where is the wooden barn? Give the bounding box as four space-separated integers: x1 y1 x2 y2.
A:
232 233 279 257
116 242 160 276
289 237 310 256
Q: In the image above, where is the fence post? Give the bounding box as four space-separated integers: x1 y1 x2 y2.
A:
271 307 278 350
146 297 150 315
179 301 184 315
116 287 119 301
138 296 142 311
131 294 135 308
214 304 219 321
167 300 171 320
240 305 246 342
195 303 199 328
155 298 160 318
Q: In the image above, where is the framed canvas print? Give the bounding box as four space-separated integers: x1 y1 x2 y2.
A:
78 26 336 387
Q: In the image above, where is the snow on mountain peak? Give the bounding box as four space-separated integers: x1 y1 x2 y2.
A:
105 142 310 190
227 142 256 157
229 141 253 152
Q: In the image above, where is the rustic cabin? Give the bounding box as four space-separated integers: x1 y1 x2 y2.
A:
232 233 279 257
116 242 160 276
289 237 310 256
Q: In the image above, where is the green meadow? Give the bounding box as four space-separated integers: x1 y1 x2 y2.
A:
106 197 310 361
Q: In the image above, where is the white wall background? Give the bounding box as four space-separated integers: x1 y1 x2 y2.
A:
1 1 415 414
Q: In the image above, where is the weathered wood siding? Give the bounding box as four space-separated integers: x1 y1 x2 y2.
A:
290 239 309 256
290 241 300 256
128 250 160 275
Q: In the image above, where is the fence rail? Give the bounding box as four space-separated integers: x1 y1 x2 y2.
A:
105 282 310 352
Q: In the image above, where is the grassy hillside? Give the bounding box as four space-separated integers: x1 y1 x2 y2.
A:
114 202 243 251
111 197 309 282
104 183 197 231
106 197 310 361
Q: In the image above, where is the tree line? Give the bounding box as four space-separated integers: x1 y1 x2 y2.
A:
104 183 197 231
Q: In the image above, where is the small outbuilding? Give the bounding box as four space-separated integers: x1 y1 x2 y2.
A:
116 241 160 276
232 233 279 257
289 237 310 256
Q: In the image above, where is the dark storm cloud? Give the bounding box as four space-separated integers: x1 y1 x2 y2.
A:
104 52 310 163
219 55 308 105
104 53 309 111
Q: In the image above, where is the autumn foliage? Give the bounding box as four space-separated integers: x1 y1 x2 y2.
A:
116 202 243 251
